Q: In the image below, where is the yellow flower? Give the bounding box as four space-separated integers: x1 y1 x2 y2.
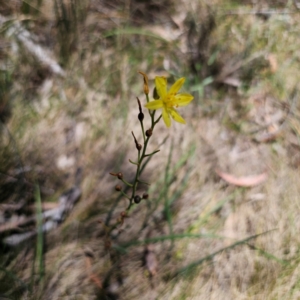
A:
145 77 194 127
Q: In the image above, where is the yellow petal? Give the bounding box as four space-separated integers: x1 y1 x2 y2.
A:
162 107 171 127
169 108 186 124
145 100 163 110
174 93 194 107
155 77 167 98
169 77 185 95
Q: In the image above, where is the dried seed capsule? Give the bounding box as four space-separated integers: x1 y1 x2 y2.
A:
120 211 126 218
137 97 144 121
132 131 142 151
142 193 149 199
138 72 149 95
146 129 152 137
134 195 141 204
117 172 123 179
115 185 122 191
144 83 149 95
138 112 144 121
105 239 111 249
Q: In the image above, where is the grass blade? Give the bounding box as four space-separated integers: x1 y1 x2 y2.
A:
168 230 276 279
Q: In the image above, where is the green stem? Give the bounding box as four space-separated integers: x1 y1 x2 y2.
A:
137 179 150 185
121 178 133 187
140 120 146 142
146 93 150 103
144 149 160 157
126 107 159 210
155 114 162 124
129 159 139 165
127 138 149 209
120 190 131 200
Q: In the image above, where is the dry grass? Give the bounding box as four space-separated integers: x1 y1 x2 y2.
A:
1 0 300 299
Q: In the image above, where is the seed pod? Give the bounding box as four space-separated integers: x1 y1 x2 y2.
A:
138 112 144 121
132 131 142 151
134 195 141 204
105 239 111 249
137 97 144 121
142 193 149 199
115 185 122 191
117 172 123 179
146 129 152 137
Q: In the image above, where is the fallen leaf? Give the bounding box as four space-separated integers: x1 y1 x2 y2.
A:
267 53 277 73
216 169 268 187
255 130 282 143
144 244 158 277
85 248 103 289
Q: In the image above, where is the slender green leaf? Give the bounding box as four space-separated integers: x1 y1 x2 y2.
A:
169 230 276 279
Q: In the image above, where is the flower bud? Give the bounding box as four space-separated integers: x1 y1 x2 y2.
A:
117 172 123 179
153 87 159 100
142 193 149 199
146 129 152 137
134 195 141 204
137 143 142 151
115 185 122 191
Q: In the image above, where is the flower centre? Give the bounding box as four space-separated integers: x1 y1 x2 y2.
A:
164 93 177 108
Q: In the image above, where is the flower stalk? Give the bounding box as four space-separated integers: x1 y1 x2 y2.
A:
110 72 193 213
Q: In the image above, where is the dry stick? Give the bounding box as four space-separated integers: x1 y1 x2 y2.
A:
0 14 65 77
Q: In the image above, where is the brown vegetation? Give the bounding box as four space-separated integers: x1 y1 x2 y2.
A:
1 0 300 299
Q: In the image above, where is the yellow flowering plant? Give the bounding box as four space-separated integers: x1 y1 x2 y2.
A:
145 76 194 127
107 72 193 233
